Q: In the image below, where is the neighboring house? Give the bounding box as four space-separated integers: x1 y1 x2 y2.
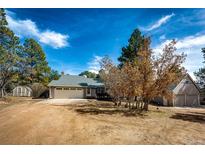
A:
12 86 32 97
155 74 200 107
48 75 104 99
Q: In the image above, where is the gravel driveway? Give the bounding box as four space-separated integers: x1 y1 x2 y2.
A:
40 99 89 105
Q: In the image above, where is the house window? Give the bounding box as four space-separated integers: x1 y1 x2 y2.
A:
87 88 91 94
97 88 104 93
185 80 189 84
64 88 70 90
77 88 82 90
56 88 62 90
70 88 76 90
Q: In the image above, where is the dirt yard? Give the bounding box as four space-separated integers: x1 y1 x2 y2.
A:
0 97 204 145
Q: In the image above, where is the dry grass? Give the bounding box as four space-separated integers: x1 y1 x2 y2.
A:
0 98 204 144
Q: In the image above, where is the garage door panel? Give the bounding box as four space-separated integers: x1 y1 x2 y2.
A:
54 88 84 99
175 94 185 107
186 95 198 107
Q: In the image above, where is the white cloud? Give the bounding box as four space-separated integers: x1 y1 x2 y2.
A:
88 55 103 74
6 10 69 49
159 34 166 40
176 35 205 49
153 34 205 80
39 30 69 49
147 13 175 31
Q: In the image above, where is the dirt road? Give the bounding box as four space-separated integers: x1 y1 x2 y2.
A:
0 99 204 144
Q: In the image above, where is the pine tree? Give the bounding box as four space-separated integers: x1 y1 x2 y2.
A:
118 28 146 67
49 69 60 81
0 8 20 97
195 48 205 87
18 38 51 85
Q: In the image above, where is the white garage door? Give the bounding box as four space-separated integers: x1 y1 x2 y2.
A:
54 88 84 99
175 94 185 107
186 95 199 107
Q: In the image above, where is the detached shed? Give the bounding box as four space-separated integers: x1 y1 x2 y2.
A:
155 74 200 107
172 74 200 107
12 86 32 97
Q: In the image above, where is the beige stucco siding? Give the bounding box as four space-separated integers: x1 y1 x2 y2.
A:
53 87 84 99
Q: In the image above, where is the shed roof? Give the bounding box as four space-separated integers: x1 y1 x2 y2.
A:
48 75 104 87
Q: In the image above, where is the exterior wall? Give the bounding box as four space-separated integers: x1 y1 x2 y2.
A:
13 86 32 97
49 86 100 99
172 76 200 107
154 97 173 106
91 88 97 98
85 88 92 98
173 76 199 95
49 87 55 98
155 75 200 107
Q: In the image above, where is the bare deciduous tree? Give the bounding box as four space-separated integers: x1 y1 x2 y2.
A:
100 40 186 112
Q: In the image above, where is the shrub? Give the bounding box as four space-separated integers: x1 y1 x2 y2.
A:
31 83 47 98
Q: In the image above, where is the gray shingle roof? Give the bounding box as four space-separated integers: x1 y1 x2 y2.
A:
48 75 104 87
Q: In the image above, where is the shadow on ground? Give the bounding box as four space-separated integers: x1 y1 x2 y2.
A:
69 102 151 117
170 112 205 124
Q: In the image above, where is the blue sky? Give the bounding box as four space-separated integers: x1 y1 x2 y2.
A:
5 8 205 79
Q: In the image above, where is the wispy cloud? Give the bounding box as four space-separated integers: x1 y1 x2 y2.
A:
146 13 175 31
6 10 69 49
88 55 103 74
153 34 205 80
159 34 166 40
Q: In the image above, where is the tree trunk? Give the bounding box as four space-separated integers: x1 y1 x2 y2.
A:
0 88 4 98
128 101 131 109
143 99 149 111
144 102 148 111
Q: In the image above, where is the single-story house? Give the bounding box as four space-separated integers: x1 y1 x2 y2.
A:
12 86 32 97
48 75 104 99
155 74 200 107
48 73 200 107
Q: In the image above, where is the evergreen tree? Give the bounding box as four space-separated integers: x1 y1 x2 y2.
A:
118 28 146 67
49 69 60 81
18 38 51 85
0 8 20 97
79 71 97 78
195 48 205 87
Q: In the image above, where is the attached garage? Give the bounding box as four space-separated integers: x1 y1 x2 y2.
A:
48 75 104 99
54 87 84 99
